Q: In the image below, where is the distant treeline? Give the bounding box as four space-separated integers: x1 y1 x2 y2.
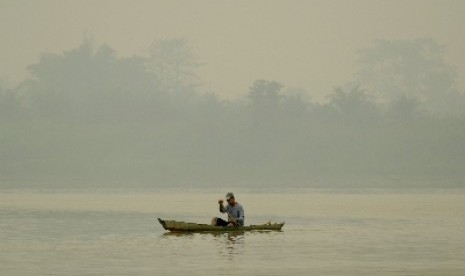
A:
0 38 464 188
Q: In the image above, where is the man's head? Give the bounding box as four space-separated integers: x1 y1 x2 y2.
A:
225 192 235 205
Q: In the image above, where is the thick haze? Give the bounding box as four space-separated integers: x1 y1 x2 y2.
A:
1 1 465 189
2 0 465 101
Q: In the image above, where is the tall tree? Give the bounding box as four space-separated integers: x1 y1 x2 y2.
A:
148 38 203 96
326 86 379 123
26 40 157 120
248 80 284 108
355 38 461 116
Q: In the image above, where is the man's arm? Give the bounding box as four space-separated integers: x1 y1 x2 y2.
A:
218 199 226 213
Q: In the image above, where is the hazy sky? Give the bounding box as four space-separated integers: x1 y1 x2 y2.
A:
1 0 465 101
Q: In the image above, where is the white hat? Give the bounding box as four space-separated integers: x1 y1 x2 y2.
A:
225 192 234 200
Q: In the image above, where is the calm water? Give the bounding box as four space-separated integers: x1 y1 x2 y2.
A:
1 190 464 275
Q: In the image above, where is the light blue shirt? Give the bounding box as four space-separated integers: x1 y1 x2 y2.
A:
224 203 245 226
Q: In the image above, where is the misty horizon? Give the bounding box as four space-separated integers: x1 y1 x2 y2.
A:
1 37 464 189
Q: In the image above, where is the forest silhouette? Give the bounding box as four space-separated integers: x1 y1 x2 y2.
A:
1 38 464 189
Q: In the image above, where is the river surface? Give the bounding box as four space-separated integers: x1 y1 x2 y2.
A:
1 189 464 275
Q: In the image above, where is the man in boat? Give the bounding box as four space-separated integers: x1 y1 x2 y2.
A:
211 192 245 227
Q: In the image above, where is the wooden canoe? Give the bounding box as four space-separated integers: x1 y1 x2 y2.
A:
158 218 284 232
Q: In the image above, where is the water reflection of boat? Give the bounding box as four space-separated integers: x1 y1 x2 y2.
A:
158 218 284 232
162 230 244 239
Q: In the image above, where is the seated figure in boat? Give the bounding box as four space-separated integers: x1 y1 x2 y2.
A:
211 192 245 227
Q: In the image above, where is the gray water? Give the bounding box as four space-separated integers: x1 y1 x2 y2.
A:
1 190 464 275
